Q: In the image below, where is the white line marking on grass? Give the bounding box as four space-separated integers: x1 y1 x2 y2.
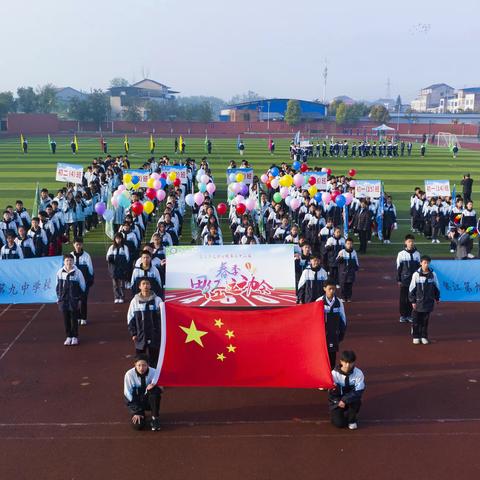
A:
0 304 45 361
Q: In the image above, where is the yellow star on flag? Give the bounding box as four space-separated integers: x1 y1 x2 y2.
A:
225 329 235 339
227 344 236 353
180 320 208 347
217 353 226 362
214 318 224 328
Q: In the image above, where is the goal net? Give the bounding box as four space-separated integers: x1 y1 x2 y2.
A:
437 132 460 150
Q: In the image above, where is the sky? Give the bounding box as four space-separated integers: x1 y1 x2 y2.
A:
2 0 480 103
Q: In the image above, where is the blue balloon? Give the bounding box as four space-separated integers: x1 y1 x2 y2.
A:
314 192 323 203
159 178 166 189
292 161 301 171
271 167 279 177
199 183 207 193
335 194 346 208
131 175 139 185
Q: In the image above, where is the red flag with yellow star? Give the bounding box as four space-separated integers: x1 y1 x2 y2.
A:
154 302 333 388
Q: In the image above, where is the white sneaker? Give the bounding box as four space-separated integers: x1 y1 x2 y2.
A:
71 337 79 345
114 299 119 304
412 338 420 345
80 319 87 326
450 249 455 253
118 298 124 304
431 239 435 243
421 338 430 345
64 337 72 346
348 422 358 430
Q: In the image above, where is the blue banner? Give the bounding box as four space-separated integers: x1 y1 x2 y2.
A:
431 260 480 302
0 256 63 304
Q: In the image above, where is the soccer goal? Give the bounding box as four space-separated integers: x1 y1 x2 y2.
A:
437 132 460 149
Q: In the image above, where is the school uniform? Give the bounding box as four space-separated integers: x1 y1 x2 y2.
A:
14 236 36 258
127 294 163 366
131 265 163 299
0 243 24 259
396 248 421 320
353 208 371 253
329 366 365 428
451 232 473 260
14 208 31 230
297 265 328 304
382 203 397 241
324 236 345 283
106 245 130 301
27 227 48 257
408 268 440 341
71 250 94 323
461 209 477 228
56 266 86 340
316 295 347 368
336 248 359 301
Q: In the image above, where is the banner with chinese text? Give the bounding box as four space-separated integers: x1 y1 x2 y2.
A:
124 169 150 188
303 171 328 191
161 165 189 185
165 245 296 307
0 256 62 304
226 168 254 185
425 180 451 199
354 180 382 199
431 260 480 302
55 163 83 184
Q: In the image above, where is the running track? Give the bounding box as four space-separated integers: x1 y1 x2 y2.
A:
0 258 479 479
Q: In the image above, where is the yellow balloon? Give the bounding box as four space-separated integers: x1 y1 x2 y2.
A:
143 201 154 214
284 174 293 187
124 173 132 184
147 178 155 188
236 173 244 182
132 182 140 190
278 176 286 187
308 185 317 197
125 182 133 190
168 172 177 181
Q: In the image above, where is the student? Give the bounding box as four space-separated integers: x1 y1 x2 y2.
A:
461 173 473 203
15 226 36 258
324 228 345 285
297 256 328 304
71 237 94 325
130 251 163 298
316 281 347 369
382 196 397 244
127 278 163 367
1 232 24 259
329 350 365 430
28 217 48 256
396 234 421 323
353 199 371 254
408 255 440 345
56 254 86 346
124 354 162 431
106 233 131 303
448 225 473 260
336 237 359 302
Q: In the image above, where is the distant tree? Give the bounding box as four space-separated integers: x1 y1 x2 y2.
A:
36 84 57 113
88 89 110 126
145 100 163 121
197 101 213 122
69 97 91 122
395 95 402 113
0 91 16 117
328 99 344 117
284 99 301 125
369 104 390 123
122 104 142 122
110 77 129 88
336 103 347 125
17 87 38 113
229 90 264 104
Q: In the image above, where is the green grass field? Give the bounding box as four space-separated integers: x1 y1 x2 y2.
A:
0 135 478 256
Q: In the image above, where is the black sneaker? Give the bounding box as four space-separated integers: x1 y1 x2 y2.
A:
151 417 161 431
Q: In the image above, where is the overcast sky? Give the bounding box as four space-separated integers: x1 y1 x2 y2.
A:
2 0 479 103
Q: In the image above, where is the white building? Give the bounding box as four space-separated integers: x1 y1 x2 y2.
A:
410 83 454 112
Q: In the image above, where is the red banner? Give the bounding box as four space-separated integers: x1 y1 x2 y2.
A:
155 302 333 388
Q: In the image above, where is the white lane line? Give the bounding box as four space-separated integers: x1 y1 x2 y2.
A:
0 304 46 361
0 304 12 318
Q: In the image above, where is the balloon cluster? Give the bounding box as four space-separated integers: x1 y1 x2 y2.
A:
225 172 257 215
466 226 479 238
185 172 217 209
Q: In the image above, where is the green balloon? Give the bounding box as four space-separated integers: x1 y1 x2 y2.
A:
273 192 282 203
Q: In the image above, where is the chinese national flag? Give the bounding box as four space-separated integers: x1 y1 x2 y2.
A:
156 302 333 388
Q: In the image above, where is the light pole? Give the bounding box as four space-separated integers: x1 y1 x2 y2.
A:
267 101 271 131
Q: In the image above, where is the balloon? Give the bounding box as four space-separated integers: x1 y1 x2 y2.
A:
131 201 143 216
260 174 269 184
150 172 160 180
326 168 332 175
322 192 331 204
217 202 227 215
174 178 181 187
125 182 133 190
194 192 205 206
308 185 317 197
308 176 316 186
278 176 287 187
111 197 119 208
228 191 235 201
132 182 140 190
123 173 132 184
231 182 241 194
160 172 167 179
265 181 271 190
271 167 279 177
283 174 294 187
235 173 244 182
280 186 289 199
147 178 155 189
300 163 308 172
273 192 282 203
119 195 131 209
206 183 216 195
292 161 301 170
344 192 353 205
330 190 340 202
201 174 210 184
117 184 126 193
159 178 166 189
290 198 301 211
156 189 166 202
349 180 357 188
168 172 177 181
143 201 154 214
293 173 305 188
245 198 256 211
236 203 246 215
235 195 245 204
199 183 207 193
229 173 236 183
335 195 346 208
240 184 249 197
285 196 292 207
103 209 114 222
348 169 357 177
185 193 195 207
145 188 156 200
271 178 280 189
131 175 139 185
321 168 328 173
94 202 106 215
314 192 323 203
153 180 162 190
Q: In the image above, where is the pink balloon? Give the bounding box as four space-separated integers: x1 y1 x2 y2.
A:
235 194 245 204
206 183 216 195
111 197 119 208
194 192 205 206
290 198 301 211
293 173 304 188
344 192 353 205
153 180 162 190
117 185 126 193
349 180 357 188
321 168 328 173
271 178 280 189
322 192 332 204
245 198 256 211
261 174 269 183
280 186 289 199
156 189 166 202
151 172 160 180
201 174 210 184
231 182 241 194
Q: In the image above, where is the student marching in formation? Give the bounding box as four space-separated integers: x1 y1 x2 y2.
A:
336 237 359 302
71 237 94 325
106 233 131 303
297 255 328 304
